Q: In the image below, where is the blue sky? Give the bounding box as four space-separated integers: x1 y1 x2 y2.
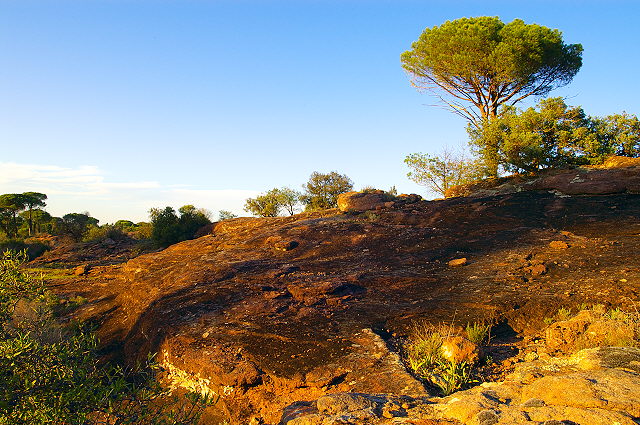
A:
1 0 638 222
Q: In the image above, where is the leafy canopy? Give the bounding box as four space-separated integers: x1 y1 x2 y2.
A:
300 172 353 211
0 250 211 424
244 187 301 218
468 97 640 173
405 148 483 197
149 205 211 247
401 17 583 128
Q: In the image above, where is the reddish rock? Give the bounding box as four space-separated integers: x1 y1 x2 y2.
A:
51 183 640 423
440 336 480 364
526 264 547 276
549 241 569 249
73 264 91 275
448 258 467 267
337 191 389 212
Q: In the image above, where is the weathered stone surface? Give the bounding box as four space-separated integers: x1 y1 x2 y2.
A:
52 171 640 423
448 258 467 267
440 336 480 364
545 310 636 352
446 159 640 198
548 240 569 249
73 264 91 275
287 348 640 425
337 191 390 212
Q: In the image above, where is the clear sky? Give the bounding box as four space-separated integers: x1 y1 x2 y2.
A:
1 0 638 223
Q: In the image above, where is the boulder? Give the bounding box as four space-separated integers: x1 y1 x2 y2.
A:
73 264 91 275
440 336 480 364
337 191 390 212
448 258 467 267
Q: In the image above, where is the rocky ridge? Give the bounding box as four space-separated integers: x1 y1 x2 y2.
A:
51 161 640 423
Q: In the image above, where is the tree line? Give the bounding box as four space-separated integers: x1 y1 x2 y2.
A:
243 171 354 217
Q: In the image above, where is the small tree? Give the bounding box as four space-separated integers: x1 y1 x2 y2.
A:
244 187 301 217
276 187 302 215
300 171 353 211
405 148 482 197
20 192 47 236
59 213 99 242
218 210 238 221
588 113 640 162
150 205 211 247
468 97 594 173
0 194 27 238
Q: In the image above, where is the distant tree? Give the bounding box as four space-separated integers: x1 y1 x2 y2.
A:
300 172 353 211
588 113 640 162
20 192 47 236
244 187 301 217
276 187 302 215
0 194 28 238
244 189 284 217
23 209 51 234
150 205 211 247
114 220 136 231
59 213 99 241
405 148 483 197
218 210 238 221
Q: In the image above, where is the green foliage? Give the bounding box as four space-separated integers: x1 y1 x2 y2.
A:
114 220 136 231
0 194 28 239
57 213 99 242
150 205 211 247
469 98 592 173
244 187 301 218
0 240 50 261
20 193 47 237
405 148 484 197
401 17 582 130
465 322 491 345
0 251 211 424
432 360 473 396
469 98 640 174
217 210 238 221
405 321 480 396
300 171 353 211
83 224 129 243
587 113 640 162
406 323 444 375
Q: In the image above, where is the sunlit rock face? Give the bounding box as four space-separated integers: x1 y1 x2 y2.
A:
60 165 640 423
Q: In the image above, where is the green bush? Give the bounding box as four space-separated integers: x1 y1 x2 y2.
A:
83 224 128 243
0 240 50 260
149 206 211 247
405 321 482 396
0 250 211 424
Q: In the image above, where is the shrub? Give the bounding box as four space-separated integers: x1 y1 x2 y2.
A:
0 239 50 260
300 171 353 211
405 320 486 396
0 250 211 424
150 206 211 247
83 224 129 243
465 322 491 345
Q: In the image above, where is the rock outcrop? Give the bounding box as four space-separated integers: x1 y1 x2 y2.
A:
446 156 640 198
52 165 640 423
283 347 640 425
